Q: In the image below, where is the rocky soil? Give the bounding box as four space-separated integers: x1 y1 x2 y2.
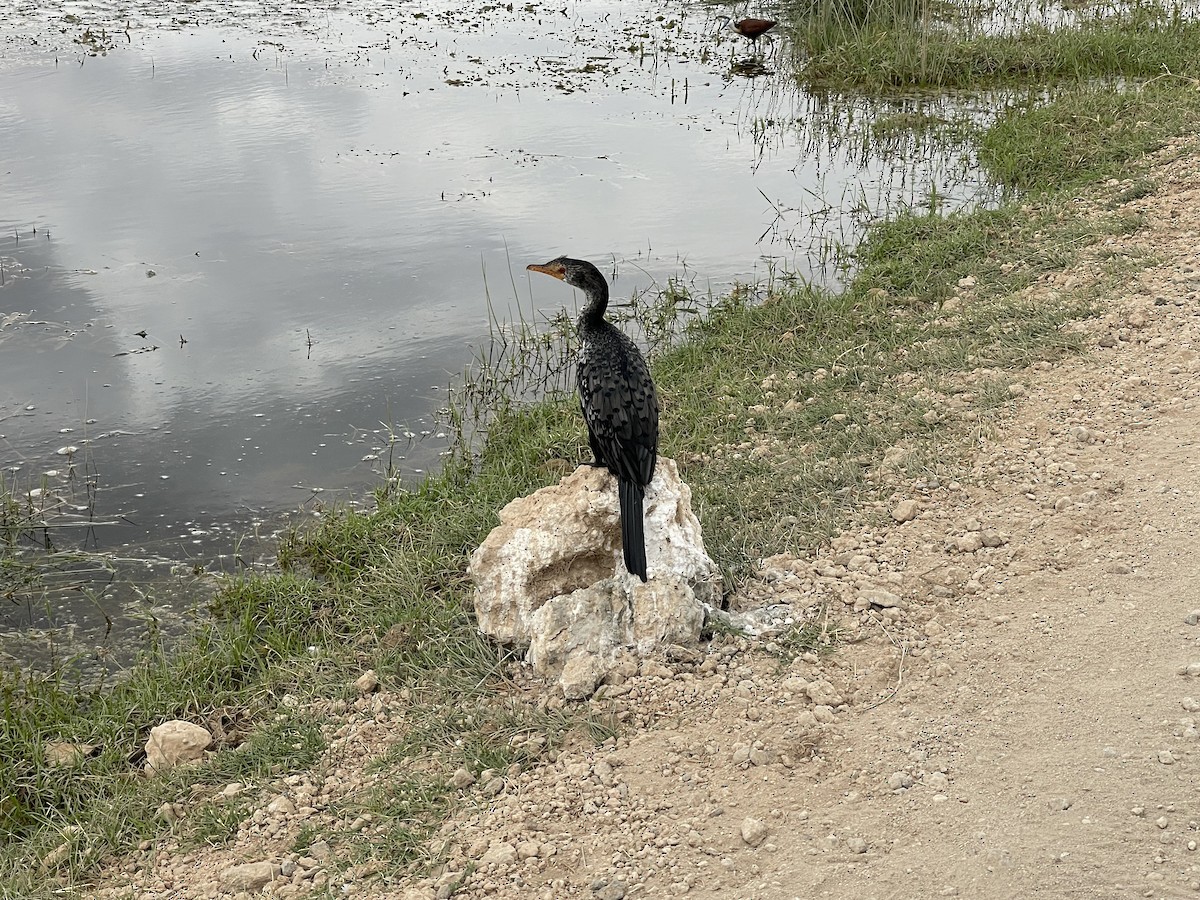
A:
92 141 1200 900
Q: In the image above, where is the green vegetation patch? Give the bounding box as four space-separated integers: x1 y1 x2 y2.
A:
980 79 1200 192
791 1 1200 89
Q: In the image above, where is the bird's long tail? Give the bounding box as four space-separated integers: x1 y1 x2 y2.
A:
618 477 648 582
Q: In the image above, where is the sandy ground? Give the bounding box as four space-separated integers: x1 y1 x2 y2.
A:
90 142 1200 900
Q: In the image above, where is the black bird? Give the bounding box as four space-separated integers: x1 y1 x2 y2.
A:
527 256 659 582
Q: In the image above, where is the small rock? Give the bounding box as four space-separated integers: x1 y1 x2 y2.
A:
481 776 505 798
1159 750 1176 765
740 817 768 847
891 500 919 523
806 679 844 706
44 742 98 768
847 836 868 854
860 588 905 609
266 796 295 815
950 533 983 554
979 530 1007 548
354 670 380 694
596 881 627 900
924 771 949 791
480 843 517 867
221 861 283 891
517 841 541 860
144 721 212 774
748 747 774 766
887 771 913 791
1186 610 1200 626
640 659 674 679
451 768 476 789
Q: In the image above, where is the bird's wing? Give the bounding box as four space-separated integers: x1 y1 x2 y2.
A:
577 331 658 487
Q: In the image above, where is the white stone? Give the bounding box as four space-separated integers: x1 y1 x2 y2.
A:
740 817 768 847
481 843 518 866
221 861 282 891
144 721 212 774
470 459 717 697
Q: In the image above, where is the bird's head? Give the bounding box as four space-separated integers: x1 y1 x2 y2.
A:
527 256 607 295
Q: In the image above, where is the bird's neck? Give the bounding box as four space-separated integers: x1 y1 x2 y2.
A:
578 283 609 332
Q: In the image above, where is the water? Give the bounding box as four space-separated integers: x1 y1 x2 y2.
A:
0 0 990 666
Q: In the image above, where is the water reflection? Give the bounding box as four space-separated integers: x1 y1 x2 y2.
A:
0 2 993 666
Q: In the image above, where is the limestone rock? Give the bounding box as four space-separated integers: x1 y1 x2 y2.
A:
527 576 705 699
469 458 718 697
44 741 98 767
354 669 379 694
221 861 282 891
144 720 212 774
740 816 768 847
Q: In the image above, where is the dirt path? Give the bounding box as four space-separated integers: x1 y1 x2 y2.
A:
94 144 1200 900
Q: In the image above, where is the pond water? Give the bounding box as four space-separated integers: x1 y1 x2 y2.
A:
0 0 990 668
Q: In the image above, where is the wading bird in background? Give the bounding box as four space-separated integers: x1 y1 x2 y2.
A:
527 256 659 582
716 14 778 48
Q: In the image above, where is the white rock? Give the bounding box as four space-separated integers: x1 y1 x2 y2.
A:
527 576 706 699
481 843 518 867
924 771 950 791
740 817 768 847
860 588 905 609
891 500 919 523
144 721 212 774
221 861 282 891
469 459 720 646
806 679 844 707
950 533 984 553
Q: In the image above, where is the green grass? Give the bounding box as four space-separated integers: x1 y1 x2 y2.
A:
789 0 1200 89
981 79 1200 192
5 29 1200 896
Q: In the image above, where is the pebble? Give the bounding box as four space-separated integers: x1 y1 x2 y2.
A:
887 771 914 791
891 499 919 522
1158 750 1177 765
354 670 379 694
847 837 868 854
480 843 517 867
451 767 476 789
741 817 768 847
221 861 282 891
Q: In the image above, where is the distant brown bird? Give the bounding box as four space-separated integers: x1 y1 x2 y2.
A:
527 256 659 582
717 15 778 46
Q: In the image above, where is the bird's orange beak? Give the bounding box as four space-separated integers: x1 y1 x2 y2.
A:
527 262 566 281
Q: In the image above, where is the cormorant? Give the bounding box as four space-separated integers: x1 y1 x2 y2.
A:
527 256 659 582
